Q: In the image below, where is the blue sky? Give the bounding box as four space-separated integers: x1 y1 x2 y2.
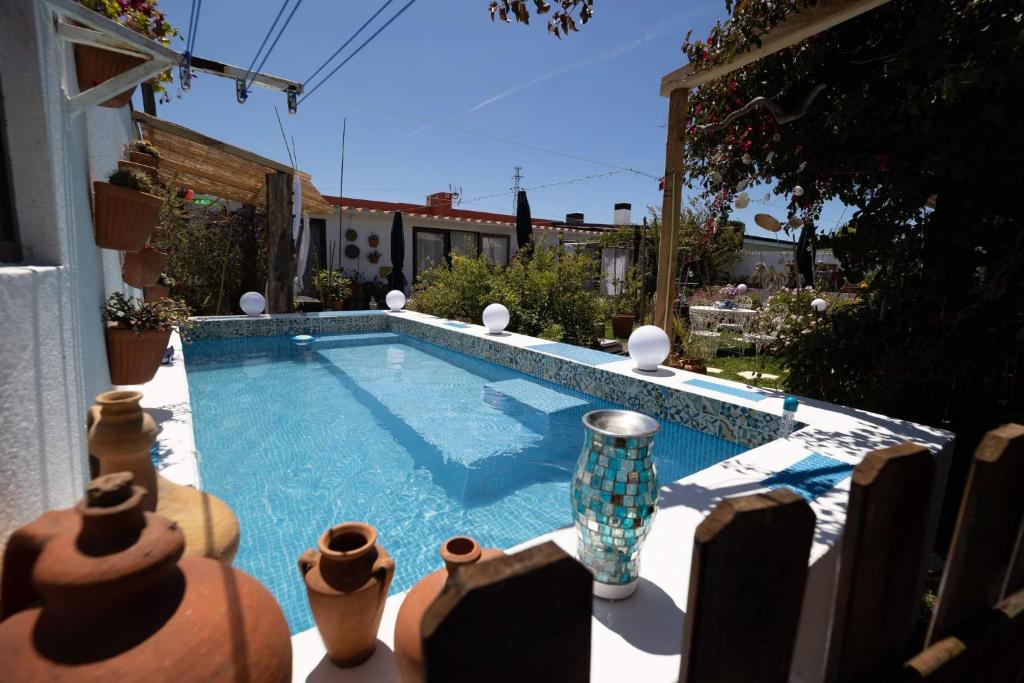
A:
149 0 847 238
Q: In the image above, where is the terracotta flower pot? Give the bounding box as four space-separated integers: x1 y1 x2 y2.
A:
0 473 291 682
104 327 171 386
368 236 379 247
143 285 170 302
330 299 347 311
73 43 145 108
298 523 395 667
93 182 164 252
122 246 168 288
393 537 504 683
118 159 159 183
129 151 160 170
87 390 159 511
368 252 381 264
611 314 635 339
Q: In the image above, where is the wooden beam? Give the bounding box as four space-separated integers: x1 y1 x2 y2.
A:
654 88 688 334
680 488 815 683
660 0 892 95
927 424 1024 644
265 171 294 313
825 443 937 682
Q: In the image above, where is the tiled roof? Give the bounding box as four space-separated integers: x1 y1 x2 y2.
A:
322 195 618 233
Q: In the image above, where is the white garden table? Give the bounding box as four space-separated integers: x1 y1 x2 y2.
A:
688 305 757 333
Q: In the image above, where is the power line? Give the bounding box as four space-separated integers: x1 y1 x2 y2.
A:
298 0 420 105
303 0 399 86
462 170 627 205
316 94 660 179
246 0 305 91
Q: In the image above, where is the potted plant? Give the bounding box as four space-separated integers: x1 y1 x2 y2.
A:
144 273 174 302
122 244 168 288
93 169 164 252
367 250 381 264
102 293 191 385
368 233 380 247
73 1 178 108
312 269 353 311
127 140 161 169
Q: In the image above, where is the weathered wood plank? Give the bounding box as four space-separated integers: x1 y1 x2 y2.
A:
654 88 688 334
825 443 937 682
421 541 592 683
265 171 294 314
680 488 815 683
928 424 1024 644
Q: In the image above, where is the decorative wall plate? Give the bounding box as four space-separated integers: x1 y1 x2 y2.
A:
345 228 358 241
345 244 360 259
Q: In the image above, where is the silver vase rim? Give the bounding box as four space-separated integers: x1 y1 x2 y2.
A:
583 409 660 438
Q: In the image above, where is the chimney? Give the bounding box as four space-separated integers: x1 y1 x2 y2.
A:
565 212 584 225
613 202 632 226
426 192 453 211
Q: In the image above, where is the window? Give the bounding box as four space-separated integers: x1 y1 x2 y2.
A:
0 77 19 263
412 227 512 280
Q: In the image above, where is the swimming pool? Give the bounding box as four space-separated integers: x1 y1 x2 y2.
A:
184 331 745 633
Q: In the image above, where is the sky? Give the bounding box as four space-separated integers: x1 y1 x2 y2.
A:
147 0 848 239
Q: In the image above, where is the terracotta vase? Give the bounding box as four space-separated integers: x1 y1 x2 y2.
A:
87 390 159 511
298 522 395 667
129 151 159 170
104 327 171 386
118 159 159 184
122 246 168 288
330 299 347 311
393 536 504 683
611 314 635 339
143 285 170 302
73 44 144 108
93 182 164 252
368 236 380 247
0 473 291 682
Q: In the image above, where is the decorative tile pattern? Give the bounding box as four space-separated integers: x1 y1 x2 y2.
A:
682 378 767 402
485 379 589 414
761 452 854 502
528 342 623 366
570 424 658 587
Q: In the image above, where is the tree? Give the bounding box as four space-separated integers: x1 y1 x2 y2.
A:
681 0 1024 537
487 0 594 38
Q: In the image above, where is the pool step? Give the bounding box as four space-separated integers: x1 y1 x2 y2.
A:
483 378 590 437
311 332 402 350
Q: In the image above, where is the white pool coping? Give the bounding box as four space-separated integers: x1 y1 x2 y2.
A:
141 313 954 682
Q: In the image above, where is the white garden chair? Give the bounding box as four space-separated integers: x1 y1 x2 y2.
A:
743 302 789 372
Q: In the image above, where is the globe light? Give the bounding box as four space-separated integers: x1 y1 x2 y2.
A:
811 298 828 312
240 291 265 317
628 325 671 372
386 290 406 312
736 283 748 295
482 303 510 334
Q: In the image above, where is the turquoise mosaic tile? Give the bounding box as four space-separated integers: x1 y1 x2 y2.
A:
485 379 589 414
683 378 767 403
762 452 854 502
528 342 623 366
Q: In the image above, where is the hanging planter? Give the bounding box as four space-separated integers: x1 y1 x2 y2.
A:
367 250 381 264
117 159 158 183
73 44 146 109
93 169 163 252
368 233 380 247
127 140 161 170
122 245 167 288
102 293 190 385
143 284 170 302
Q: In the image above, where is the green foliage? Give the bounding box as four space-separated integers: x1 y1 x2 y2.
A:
101 292 192 338
312 269 352 303
409 244 605 345
487 0 594 38
157 272 175 287
675 203 743 285
149 189 267 315
108 168 154 194
538 323 565 342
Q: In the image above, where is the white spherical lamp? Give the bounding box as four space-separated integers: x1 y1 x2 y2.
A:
811 298 828 312
482 303 510 334
385 290 406 312
628 325 671 372
240 291 265 317
736 283 748 295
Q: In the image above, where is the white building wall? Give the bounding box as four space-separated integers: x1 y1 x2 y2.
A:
0 0 136 552
728 249 840 282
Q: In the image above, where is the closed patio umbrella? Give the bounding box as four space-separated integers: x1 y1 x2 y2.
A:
796 222 815 287
515 190 533 251
388 211 408 292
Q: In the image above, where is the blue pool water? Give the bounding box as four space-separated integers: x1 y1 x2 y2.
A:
184 332 745 634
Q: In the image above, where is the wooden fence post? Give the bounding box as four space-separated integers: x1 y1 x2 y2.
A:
927 424 1024 644
265 171 293 313
421 541 592 683
825 443 937 682
680 488 816 683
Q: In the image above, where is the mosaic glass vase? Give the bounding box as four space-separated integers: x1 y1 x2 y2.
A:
571 409 660 599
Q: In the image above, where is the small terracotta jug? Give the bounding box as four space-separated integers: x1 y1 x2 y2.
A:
87 390 158 511
393 536 504 683
0 473 292 682
299 522 395 667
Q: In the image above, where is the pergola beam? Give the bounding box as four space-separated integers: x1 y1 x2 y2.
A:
660 0 892 95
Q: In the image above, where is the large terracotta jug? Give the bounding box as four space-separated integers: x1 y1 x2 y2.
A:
298 522 395 667
0 473 292 682
393 536 504 683
87 390 158 510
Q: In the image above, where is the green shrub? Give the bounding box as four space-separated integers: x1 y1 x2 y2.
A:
407 254 499 322
312 269 352 303
539 323 565 342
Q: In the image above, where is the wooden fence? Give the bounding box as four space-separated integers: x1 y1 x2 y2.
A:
419 424 1024 682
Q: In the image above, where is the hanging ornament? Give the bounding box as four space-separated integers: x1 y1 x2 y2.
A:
926 194 938 209
742 153 753 165
735 192 750 209
772 133 782 142
763 192 772 203
736 179 749 192
709 171 722 185
788 215 803 228
755 214 783 232
766 151 774 163
797 162 806 173
793 185 804 197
